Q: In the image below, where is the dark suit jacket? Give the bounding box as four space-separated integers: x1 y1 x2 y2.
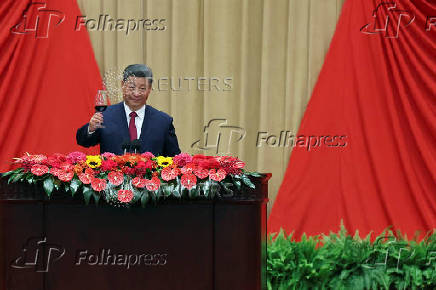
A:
76 103 181 156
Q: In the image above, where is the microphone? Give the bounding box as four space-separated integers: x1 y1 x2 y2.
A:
131 139 141 154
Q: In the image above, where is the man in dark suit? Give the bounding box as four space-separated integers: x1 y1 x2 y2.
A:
76 64 181 156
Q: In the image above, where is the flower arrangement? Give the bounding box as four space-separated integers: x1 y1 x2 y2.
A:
2 152 261 207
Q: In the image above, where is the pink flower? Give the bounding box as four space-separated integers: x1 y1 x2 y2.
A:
145 177 160 191
141 152 155 159
78 173 92 184
66 152 86 163
58 171 74 182
101 152 116 159
118 189 133 203
181 173 197 189
132 177 147 188
173 153 193 167
194 168 209 179
209 169 226 182
91 178 107 191
107 171 124 186
59 162 74 172
50 168 62 177
31 164 49 176
161 166 180 181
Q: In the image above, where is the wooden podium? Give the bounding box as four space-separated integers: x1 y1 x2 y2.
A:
0 175 270 290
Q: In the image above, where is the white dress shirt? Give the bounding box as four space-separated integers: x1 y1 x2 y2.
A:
123 102 146 139
88 103 146 138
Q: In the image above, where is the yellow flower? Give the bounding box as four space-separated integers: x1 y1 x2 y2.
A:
157 156 173 168
86 155 102 168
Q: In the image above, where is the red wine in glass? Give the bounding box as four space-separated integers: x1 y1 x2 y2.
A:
95 90 108 128
95 105 107 112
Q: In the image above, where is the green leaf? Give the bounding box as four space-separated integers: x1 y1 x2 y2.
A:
1 170 16 178
43 178 54 197
210 182 220 198
172 184 181 198
70 178 81 196
221 182 234 196
141 191 149 207
53 179 61 191
247 172 263 177
9 172 25 183
162 184 173 197
93 192 101 205
241 175 255 189
233 179 242 190
188 187 198 198
82 186 93 205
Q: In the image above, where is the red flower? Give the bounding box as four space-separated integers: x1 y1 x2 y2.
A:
181 173 197 189
194 168 209 179
209 169 226 182
30 154 47 164
31 164 49 176
173 153 193 167
101 159 118 171
181 163 196 174
108 171 124 186
161 166 179 181
134 161 151 176
91 178 107 192
217 156 245 174
79 173 92 184
145 177 160 191
117 189 133 203
50 168 62 177
84 168 95 176
192 155 220 169
132 177 147 188
121 166 135 175
59 162 74 172
58 171 74 182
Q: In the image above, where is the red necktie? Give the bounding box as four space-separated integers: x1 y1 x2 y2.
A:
129 111 137 140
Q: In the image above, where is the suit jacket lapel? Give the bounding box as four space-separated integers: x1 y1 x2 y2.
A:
139 105 150 147
117 102 130 143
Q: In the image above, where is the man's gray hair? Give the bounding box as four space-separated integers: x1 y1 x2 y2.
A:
123 64 153 84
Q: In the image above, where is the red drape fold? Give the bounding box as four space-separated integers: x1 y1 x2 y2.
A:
268 0 436 238
0 0 101 172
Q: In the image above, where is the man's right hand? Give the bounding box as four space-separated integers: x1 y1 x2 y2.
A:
89 112 104 133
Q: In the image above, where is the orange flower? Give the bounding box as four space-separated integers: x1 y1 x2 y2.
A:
74 164 84 174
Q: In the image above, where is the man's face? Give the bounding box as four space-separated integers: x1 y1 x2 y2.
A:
121 76 151 111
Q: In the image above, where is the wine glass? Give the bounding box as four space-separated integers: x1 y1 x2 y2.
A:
94 90 108 128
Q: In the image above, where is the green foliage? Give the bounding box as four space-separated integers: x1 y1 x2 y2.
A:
267 225 436 289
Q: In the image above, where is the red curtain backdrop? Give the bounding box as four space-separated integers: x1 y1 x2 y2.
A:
268 0 436 238
0 0 101 172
